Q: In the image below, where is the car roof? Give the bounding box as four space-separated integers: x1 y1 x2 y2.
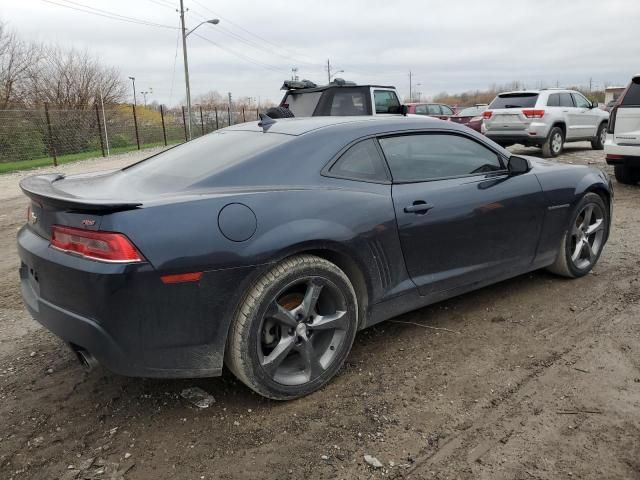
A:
405 102 451 106
225 115 462 137
284 84 396 94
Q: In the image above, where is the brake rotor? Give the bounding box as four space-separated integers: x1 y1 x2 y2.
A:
262 293 304 345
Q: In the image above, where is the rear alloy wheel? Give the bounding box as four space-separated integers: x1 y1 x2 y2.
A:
547 193 608 278
614 165 640 185
542 126 564 158
225 255 358 400
591 122 607 150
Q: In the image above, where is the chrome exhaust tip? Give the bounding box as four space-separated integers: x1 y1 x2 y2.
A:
73 346 99 371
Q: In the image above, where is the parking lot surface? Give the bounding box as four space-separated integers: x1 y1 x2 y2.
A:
1 143 639 479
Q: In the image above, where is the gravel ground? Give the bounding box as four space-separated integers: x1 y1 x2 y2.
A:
0 142 639 480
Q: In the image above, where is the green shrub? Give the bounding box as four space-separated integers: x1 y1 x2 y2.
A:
109 134 131 149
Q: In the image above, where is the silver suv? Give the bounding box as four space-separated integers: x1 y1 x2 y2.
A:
482 89 609 157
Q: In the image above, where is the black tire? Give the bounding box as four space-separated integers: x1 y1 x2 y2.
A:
264 106 294 119
591 122 607 150
225 254 358 400
547 193 608 278
542 126 564 158
614 165 640 185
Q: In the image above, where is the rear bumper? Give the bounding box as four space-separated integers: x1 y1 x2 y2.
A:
484 132 547 146
605 141 640 166
17 226 260 378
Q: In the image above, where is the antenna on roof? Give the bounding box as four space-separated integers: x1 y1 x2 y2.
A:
258 113 276 132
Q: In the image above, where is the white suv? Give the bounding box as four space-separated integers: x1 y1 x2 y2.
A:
482 89 609 157
605 75 640 184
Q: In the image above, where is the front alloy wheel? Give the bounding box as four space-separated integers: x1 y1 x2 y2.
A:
568 203 605 270
226 255 358 400
547 192 609 278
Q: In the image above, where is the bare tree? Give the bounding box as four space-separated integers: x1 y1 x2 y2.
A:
0 22 43 108
27 46 126 109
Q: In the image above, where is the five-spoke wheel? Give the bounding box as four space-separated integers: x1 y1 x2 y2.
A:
225 255 357 400
548 192 609 278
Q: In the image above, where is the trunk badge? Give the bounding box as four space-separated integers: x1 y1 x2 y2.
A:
81 219 96 226
29 210 38 224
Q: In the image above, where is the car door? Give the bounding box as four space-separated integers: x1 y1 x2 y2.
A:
571 92 600 137
439 104 454 120
559 92 580 139
379 132 545 296
426 104 442 118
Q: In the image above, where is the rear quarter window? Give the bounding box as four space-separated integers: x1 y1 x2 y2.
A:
489 93 539 109
328 139 388 182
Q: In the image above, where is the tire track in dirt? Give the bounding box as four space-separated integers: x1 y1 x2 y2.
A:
405 272 640 478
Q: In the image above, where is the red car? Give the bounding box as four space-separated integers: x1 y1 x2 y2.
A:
406 103 456 120
448 105 488 132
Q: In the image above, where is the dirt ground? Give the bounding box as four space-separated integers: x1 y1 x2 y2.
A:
0 143 638 480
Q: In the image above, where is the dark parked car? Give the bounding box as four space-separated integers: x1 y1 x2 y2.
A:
18 115 612 400
449 105 488 132
406 102 456 120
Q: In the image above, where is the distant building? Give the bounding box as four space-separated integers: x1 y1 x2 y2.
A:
605 86 626 105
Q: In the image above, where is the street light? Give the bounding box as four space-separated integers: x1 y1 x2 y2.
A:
180 0 219 140
128 76 137 105
140 90 150 107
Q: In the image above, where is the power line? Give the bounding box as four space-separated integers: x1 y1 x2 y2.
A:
187 9 322 71
192 32 288 73
189 0 322 67
42 0 178 30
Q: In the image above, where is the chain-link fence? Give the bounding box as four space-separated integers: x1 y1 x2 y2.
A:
0 104 263 170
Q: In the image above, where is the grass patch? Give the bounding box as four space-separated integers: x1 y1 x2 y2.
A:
0 141 180 174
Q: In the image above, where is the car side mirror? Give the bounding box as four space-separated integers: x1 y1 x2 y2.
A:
508 156 530 175
388 104 408 115
590 102 599 109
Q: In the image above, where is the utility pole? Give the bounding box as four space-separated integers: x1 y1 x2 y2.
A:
140 91 150 107
179 0 193 140
291 67 299 81
409 71 412 102
327 59 331 84
589 77 593 92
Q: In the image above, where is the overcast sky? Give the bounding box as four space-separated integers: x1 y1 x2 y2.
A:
1 0 639 106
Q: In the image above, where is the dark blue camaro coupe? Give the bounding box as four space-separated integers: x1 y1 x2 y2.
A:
18 115 612 399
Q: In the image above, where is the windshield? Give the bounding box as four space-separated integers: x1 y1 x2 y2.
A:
489 93 539 109
121 131 289 193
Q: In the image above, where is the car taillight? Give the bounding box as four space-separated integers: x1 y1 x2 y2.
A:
482 111 493 119
51 225 143 263
522 109 545 118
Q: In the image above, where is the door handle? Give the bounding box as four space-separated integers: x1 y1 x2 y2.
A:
404 201 434 214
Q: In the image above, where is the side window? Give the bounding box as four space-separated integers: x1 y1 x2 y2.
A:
379 134 503 182
559 93 575 107
572 93 591 108
329 91 367 116
427 104 441 115
374 90 400 113
547 93 560 107
440 105 454 115
328 139 389 182
415 104 428 115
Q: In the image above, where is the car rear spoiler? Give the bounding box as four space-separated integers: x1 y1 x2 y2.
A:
20 173 142 211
